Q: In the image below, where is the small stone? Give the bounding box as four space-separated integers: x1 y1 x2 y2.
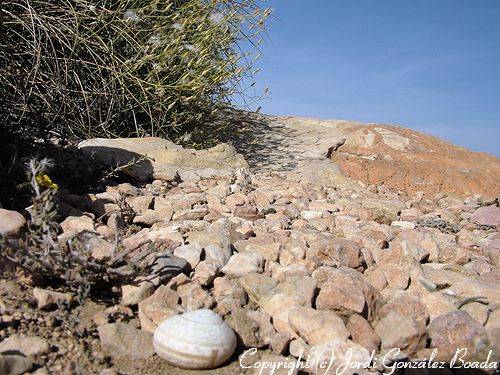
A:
226 308 264 348
235 238 282 262
316 273 379 320
0 335 50 357
288 307 349 345
0 209 26 236
133 209 160 225
484 309 500 355
245 310 276 345
288 337 309 358
187 230 231 267
390 220 416 230
420 292 456 322
271 263 311 282
176 281 215 311
375 312 426 355
138 285 182 333
128 195 154 213
121 281 154 306
300 210 323 220
173 244 202 268
460 302 489 325
0 353 33 375
222 252 265 277
213 277 248 315
59 215 95 237
234 204 263 221
238 271 274 305
309 339 371 375
261 277 317 334
270 332 291 355
346 314 380 352
225 193 246 212
33 288 73 310
81 234 115 261
172 207 209 221
313 238 363 269
364 268 388 291
193 261 219 286
377 294 429 327
97 322 154 360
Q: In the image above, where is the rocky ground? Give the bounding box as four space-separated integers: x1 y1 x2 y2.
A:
0 118 499 375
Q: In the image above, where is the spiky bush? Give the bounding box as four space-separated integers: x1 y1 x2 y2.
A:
0 0 270 142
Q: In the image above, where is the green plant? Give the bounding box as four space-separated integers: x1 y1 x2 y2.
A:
0 0 270 143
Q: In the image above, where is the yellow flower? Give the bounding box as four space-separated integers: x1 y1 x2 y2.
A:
36 174 58 189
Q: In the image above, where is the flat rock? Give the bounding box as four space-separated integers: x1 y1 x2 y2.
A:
470 205 500 228
138 285 182 333
97 322 154 360
0 335 50 357
79 137 248 181
121 282 154 306
222 251 265 277
288 306 349 345
226 113 500 199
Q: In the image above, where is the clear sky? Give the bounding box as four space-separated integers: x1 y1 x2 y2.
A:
250 0 500 156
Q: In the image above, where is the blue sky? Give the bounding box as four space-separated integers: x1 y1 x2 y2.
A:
248 0 500 155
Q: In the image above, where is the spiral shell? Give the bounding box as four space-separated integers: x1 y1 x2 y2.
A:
153 309 237 369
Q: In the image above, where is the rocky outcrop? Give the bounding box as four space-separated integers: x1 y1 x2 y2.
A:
224 113 500 199
78 137 248 182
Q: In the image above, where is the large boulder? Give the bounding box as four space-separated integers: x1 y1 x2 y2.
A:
78 137 248 181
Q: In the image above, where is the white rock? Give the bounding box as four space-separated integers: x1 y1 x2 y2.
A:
221 252 264 277
300 210 323 220
173 244 203 269
390 220 416 230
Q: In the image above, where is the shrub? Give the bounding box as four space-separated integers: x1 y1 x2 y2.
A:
0 158 157 295
0 0 270 143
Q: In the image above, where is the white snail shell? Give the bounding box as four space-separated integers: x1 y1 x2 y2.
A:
153 309 237 369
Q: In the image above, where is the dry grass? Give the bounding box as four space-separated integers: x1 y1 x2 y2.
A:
0 0 270 143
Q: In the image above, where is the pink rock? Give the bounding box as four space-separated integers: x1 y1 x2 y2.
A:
375 312 426 355
315 269 381 320
288 306 349 345
470 204 500 228
428 310 490 362
138 285 182 333
59 215 95 237
346 314 380 352
213 277 247 316
0 209 26 236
